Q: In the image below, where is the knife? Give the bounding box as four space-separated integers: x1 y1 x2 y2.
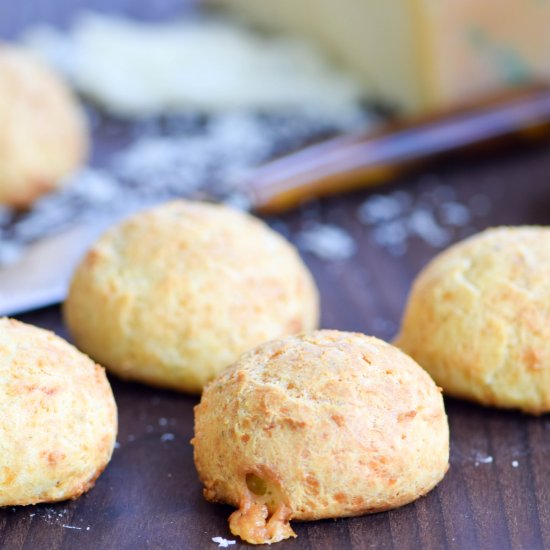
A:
2 85 550 316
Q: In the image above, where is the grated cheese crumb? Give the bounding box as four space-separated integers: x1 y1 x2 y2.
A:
358 184 491 256
473 453 494 467
0 108 371 267
296 223 356 261
212 536 236 548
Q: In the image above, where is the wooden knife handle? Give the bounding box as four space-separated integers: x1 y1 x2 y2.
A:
246 85 550 214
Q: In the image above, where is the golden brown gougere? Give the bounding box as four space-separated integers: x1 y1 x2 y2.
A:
64 200 319 393
0 44 88 208
0 318 117 506
396 226 550 414
193 330 449 545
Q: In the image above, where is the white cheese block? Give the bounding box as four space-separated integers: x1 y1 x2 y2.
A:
218 0 550 112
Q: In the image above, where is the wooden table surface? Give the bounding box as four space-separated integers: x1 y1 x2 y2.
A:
1 2 550 550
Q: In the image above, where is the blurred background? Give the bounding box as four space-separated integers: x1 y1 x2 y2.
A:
1 0 549 333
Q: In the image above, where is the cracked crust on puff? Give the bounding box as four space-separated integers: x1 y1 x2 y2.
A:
0 318 117 506
64 200 319 393
395 226 550 414
193 330 449 544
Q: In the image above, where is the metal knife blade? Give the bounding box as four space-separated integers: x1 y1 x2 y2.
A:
0 197 173 317
0 223 106 317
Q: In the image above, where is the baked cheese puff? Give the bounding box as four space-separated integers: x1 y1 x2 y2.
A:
396 226 550 414
0 44 87 208
64 200 319 393
0 318 117 506
193 330 449 544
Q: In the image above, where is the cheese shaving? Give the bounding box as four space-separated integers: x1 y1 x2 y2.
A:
22 12 364 117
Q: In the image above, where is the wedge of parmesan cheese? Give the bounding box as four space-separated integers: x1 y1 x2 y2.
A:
217 0 550 112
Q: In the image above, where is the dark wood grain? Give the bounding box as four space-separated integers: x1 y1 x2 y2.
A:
2 2 550 550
